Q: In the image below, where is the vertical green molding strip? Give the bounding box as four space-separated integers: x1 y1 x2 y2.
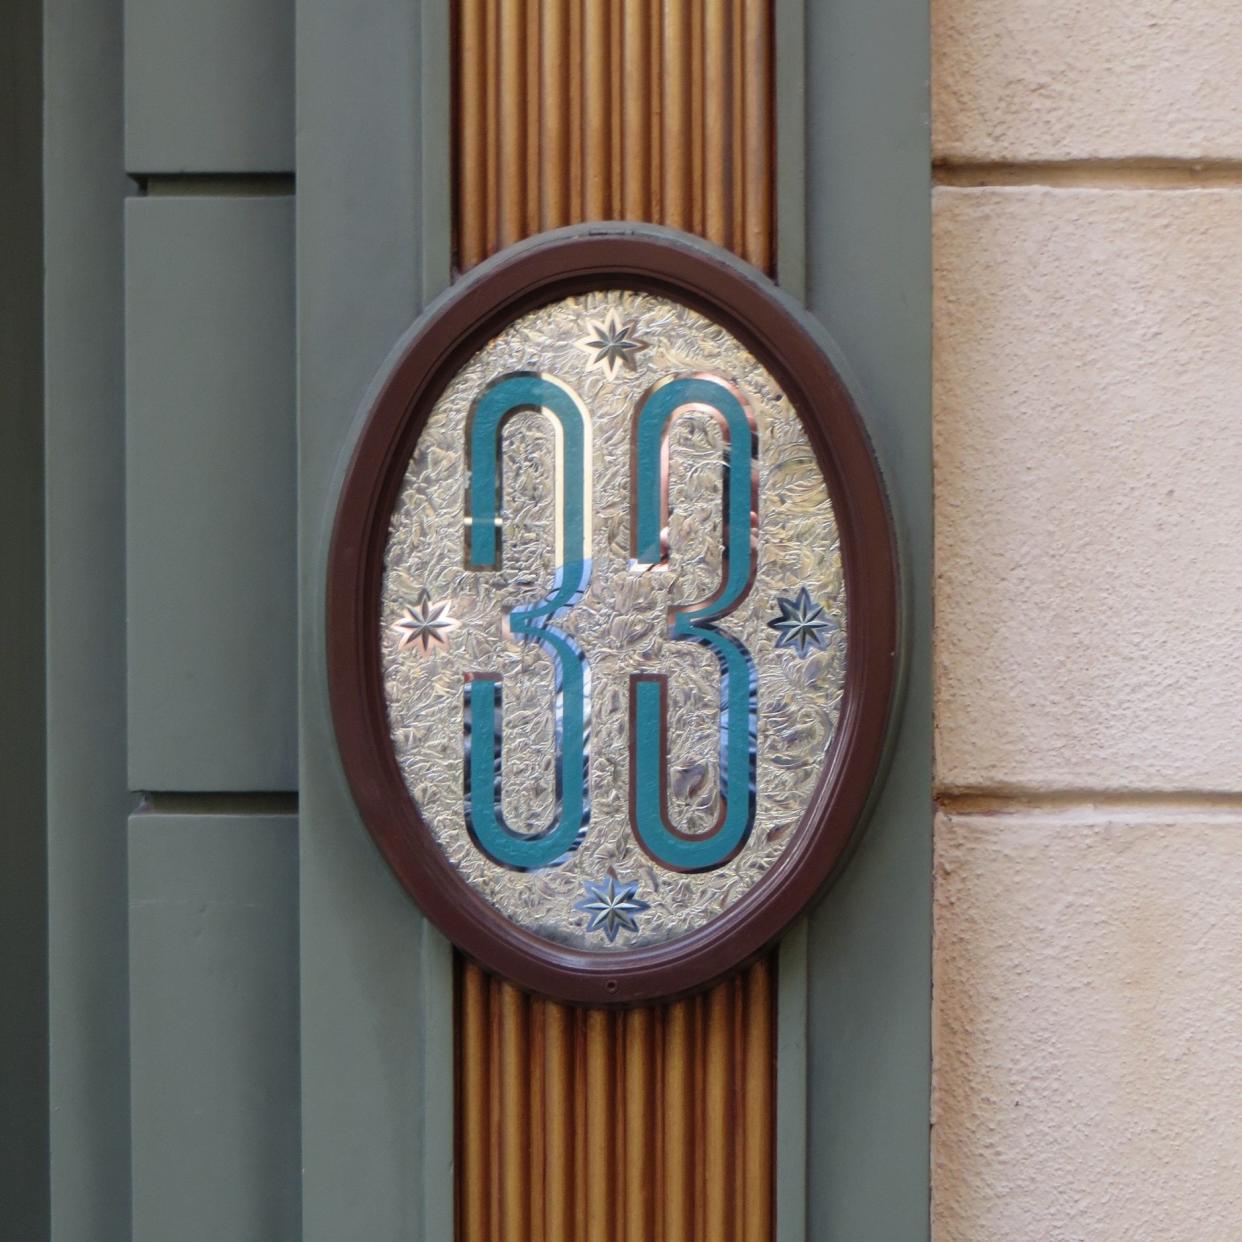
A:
802 0 932 1236
775 0 931 1237
44 0 136 1236
296 0 455 1237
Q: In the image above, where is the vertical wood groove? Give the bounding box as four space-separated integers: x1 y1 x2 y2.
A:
453 3 776 1237
459 958 774 1242
454 0 773 272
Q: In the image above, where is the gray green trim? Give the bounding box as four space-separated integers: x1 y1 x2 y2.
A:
127 813 301 1241
775 0 807 303
416 11 458 1238
776 922 809 1242
296 0 455 1235
123 0 294 174
419 922 456 1242
802 0 932 1236
773 2 809 1231
124 194 298 793
43 0 136 1236
1 0 48 1232
419 0 453 303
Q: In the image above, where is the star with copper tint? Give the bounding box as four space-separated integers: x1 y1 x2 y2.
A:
391 590 461 656
574 309 649 378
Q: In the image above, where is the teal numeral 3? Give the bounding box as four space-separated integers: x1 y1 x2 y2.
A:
629 376 759 872
463 373 592 871
462 371 758 875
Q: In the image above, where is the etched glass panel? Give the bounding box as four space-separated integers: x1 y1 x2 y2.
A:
381 290 846 951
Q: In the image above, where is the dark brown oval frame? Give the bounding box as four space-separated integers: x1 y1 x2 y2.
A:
327 225 900 1006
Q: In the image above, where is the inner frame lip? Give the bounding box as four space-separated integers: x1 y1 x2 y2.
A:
326 224 900 1007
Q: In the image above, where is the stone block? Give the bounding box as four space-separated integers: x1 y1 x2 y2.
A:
935 188 1242 793
934 809 1242 1241
934 0 1242 162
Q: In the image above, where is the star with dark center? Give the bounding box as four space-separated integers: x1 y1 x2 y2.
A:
767 587 837 658
391 590 461 656
574 309 649 378
574 874 650 943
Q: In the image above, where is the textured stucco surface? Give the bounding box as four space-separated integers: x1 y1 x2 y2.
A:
934 187 1242 793
933 0 1242 161
933 810 1242 1241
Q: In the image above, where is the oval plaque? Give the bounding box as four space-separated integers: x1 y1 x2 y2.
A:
328 228 898 1004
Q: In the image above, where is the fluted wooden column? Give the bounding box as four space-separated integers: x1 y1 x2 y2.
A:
454 0 772 273
453 4 776 1238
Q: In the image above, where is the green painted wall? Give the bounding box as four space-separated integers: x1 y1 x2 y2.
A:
25 0 929 1236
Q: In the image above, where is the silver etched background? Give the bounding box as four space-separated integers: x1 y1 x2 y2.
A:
382 291 846 951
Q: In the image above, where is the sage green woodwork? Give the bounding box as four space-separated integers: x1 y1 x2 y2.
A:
124 0 294 173
295 2 454 1238
294 4 930 1240
128 812 300 1241
125 195 297 793
44 0 136 1235
1 0 48 1233
801 0 932 1236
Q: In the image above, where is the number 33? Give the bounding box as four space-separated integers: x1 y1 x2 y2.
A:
463 371 758 875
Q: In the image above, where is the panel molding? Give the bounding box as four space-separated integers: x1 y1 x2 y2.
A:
43 0 136 1234
295 0 456 1236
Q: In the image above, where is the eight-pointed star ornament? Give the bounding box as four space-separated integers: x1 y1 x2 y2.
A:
767 586 838 658
574 309 649 378
391 590 462 656
574 874 650 943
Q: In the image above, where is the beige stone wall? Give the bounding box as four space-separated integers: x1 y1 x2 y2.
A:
932 4 1242 1239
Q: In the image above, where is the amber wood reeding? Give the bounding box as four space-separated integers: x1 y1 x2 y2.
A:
544 1002 573 1241
623 0 651 219
663 998 693 1242
585 1008 615 1242
741 0 771 270
500 982 532 1242
610 0 624 213
526 1 542 238
455 0 773 271
623 1008 653 1242
488 975 504 1242
583 0 611 219
484 0 500 257
460 962 490 1242
743 960 773 1242
498 0 526 247
661 0 692 231
530 999 547 1242
689 0 705 236
648 0 662 221
451 7 778 1239
540 0 571 229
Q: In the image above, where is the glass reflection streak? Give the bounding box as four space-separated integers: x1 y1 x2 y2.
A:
463 373 592 871
630 375 759 872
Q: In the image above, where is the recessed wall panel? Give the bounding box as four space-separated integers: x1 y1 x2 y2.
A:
128 812 300 1242
126 196 296 792
125 0 294 172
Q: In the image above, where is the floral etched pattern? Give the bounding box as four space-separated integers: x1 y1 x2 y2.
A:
381 291 847 951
